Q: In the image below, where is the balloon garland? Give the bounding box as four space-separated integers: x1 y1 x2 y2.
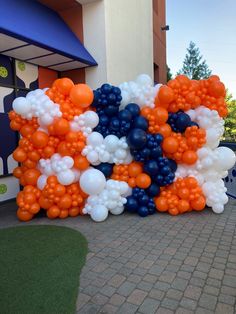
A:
9 74 236 222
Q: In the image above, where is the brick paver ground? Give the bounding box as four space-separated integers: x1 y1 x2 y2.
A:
1 198 236 314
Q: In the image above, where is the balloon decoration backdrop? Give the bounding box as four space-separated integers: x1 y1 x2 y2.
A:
9 74 236 221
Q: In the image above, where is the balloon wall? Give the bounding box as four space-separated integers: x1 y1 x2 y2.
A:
9 74 236 222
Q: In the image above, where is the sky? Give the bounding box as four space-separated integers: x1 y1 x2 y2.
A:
166 0 236 97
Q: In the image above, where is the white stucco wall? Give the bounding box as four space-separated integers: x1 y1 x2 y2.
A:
82 0 153 88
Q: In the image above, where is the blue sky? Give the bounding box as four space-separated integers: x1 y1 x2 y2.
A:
166 0 236 97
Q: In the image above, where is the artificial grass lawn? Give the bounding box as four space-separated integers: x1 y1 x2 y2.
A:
0 225 88 314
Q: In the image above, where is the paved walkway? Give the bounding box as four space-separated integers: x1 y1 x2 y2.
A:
0 199 236 314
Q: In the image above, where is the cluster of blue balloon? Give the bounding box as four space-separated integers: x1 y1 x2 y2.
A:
94 162 114 178
167 111 198 133
125 187 157 217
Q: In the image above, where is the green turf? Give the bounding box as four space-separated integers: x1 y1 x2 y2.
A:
0 225 88 314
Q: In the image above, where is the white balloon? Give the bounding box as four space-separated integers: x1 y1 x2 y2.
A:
80 168 106 195
37 175 47 190
12 97 31 115
83 111 99 128
110 206 124 215
115 149 127 160
216 147 236 171
87 151 99 163
57 170 75 185
62 156 74 168
104 135 119 153
87 132 104 146
90 205 108 222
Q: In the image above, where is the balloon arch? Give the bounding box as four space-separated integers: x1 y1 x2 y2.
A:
9 74 236 222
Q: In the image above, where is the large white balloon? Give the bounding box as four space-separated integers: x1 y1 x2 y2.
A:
87 132 104 146
12 97 31 115
80 169 106 195
90 205 108 222
216 146 236 171
57 170 75 185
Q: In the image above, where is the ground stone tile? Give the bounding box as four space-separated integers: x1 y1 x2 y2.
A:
108 274 126 288
139 297 160 314
100 285 116 297
161 297 179 310
218 293 235 305
199 293 217 310
171 278 189 291
109 293 125 306
127 289 148 305
195 308 214 314
101 304 118 314
159 271 176 283
148 289 165 301
175 308 194 314
184 256 198 266
184 285 202 301
166 288 183 300
215 303 234 314
156 307 174 314
203 285 219 296
117 302 139 314
117 281 136 297
139 259 154 269
76 293 91 311
180 297 197 310
208 268 224 280
223 275 236 287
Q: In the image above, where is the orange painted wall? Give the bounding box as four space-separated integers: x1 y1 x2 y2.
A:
38 67 58 89
153 0 167 84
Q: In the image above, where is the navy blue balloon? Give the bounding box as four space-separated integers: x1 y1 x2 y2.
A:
127 128 147 149
133 116 148 131
168 158 177 172
139 194 149 205
125 103 140 117
125 196 139 213
189 121 199 128
146 183 160 197
138 206 149 217
95 163 113 178
110 117 120 130
101 83 112 94
175 112 191 132
150 146 163 159
160 166 171 175
118 109 133 122
148 207 156 215
104 105 119 116
143 160 159 176
99 114 109 126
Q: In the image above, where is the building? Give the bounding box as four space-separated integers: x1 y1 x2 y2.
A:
0 0 166 202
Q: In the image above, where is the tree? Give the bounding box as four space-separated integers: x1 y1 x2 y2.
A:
167 65 172 82
223 90 236 142
177 41 212 80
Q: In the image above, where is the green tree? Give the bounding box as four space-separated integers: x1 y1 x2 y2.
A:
177 41 212 80
167 65 172 82
223 90 236 142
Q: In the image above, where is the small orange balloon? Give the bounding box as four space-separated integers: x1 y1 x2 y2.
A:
169 208 179 216
53 118 70 136
158 124 172 138
70 84 94 108
13 167 23 178
20 125 35 137
155 197 168 212
24 169 41 186
39 196 53 209
13 148 27 162
191 196 206 211
178 200 190 213
31 131 49 148
47 206 60 218
136 173 151 189
54 184 66 197
158 85 174 104
154 107 168 125
69 207 80 217
17 209 33 221
182 150 198 165
59 194 72 209
29 203 40 214
43 146 55 158
59 209 69 219
74 155 89 170
178 188 190 200
24 193 36 205
162 137 179 153
56 78 74 95
28 151 41 162
128 162 143 177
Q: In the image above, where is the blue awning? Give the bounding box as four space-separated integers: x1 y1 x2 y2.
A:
0 0 97 71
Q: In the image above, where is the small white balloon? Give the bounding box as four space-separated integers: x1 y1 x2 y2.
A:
57 170 75 185
110 206 124 215
37 175 47 190
87 151 99 163
104 135 120 153
12 97 31 116
90 205 108 222
83 111 99 128
87 132 104 146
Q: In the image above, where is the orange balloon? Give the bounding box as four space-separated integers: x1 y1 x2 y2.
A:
69 207 80 217
17 209 33 221
56 78 74 95
47 206 60 218
178 188 190 200
54 184 66 197
13 167 23 178
208 80 225 98
158 86 174 104
28 151 41 162
191 196 206 211
158 124 172 138
10 120 22 131
169 208 179 216
23 159 37 169
155 197 168 212
65 132 79 142
29 203 40 214
136 173 151 189
13 148 27 162
59 194 72 209
185 177 198 188
182 150 198 165
23 169 41 186
24 193 36 205
43 146 55 158
128 177 136 188
20 125 35 137
70 84 94 108
31 131 49 148
154 107 168 125
162 137 179 153
53 118 70 136
178 200 190 213
128 162 143 177
39 196 53 209
59 209 69 219
57 142 71 156
74 155 89 170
